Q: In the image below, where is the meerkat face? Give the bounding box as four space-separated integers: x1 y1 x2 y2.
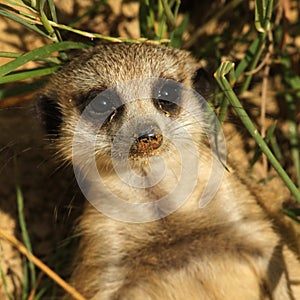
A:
37 43 212 164
37 43 224 218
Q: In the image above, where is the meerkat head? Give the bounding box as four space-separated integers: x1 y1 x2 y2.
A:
37 43 212 157
37 43 222 218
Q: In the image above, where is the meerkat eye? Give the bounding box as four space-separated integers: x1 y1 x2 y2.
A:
158 82 179 101
86 90 121 116
90 95 116 114
154 81 181 116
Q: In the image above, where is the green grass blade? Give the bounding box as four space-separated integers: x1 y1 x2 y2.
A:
157 1 167 40
169 13 189 48
286 92 300 187
0 7 49 38
15 178 36 290
3 0 37 12
234 38 259 80
38 0 58 41
0 66 60 83
239 0 274 94
21 257 28 300
47 0 58 23
46 0 63 42
29 20 143 43
139 0 156 39
0 52 21 58
0 41 90 78
0 79 47 100
0 52 61 64
69 0 108 27
255 0 267 32
0 249 14 300
0 2 36 17
217 95 229 124
33 286 48 300
161 0 176 31
214 61 300 203
282 208 300 224
281 54 300 187
14 158 37 295
270 134 283 162
250 122 277 168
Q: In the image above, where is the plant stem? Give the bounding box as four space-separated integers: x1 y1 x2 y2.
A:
239 0 274 93
214 61 300 203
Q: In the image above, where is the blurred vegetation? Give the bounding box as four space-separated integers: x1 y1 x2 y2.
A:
0 0 299 298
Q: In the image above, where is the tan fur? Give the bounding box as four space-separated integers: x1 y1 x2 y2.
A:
38 43 300 299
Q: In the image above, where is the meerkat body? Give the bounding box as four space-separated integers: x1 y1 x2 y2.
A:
37 43 300 299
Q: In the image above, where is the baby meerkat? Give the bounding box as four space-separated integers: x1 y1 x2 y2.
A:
37 43 300 299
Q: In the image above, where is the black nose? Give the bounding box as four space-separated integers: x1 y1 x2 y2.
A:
130 123 163 157
137 126 157 140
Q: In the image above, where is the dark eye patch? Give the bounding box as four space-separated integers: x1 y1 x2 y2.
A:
35 94 62 137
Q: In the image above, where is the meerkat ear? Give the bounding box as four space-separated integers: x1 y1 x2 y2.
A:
192 67 215 99
35 94 62 137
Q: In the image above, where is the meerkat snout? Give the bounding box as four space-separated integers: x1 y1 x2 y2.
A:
130 122 163 158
